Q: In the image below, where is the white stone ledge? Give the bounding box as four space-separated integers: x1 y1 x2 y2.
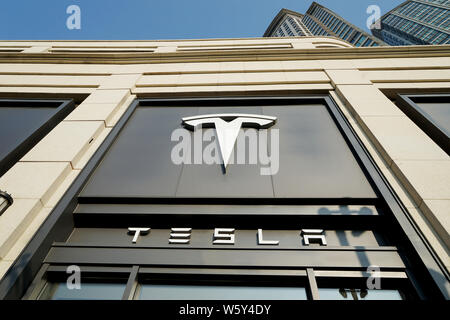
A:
0 198 42 258
330 90 449 272
20 121 105 168
83 89 130 104
0 162 72 205
98 74 142 90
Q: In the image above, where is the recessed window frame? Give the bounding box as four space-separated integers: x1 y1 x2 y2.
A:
23 264 415 301
396 93 450 155
22 265 131 300
0 98 75 177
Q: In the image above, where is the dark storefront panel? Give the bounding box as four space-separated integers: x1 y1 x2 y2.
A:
262 104 376 198
66 228 388 248
74 204 379 215
79 101 376 200
44 246 404 269
1 96 448 300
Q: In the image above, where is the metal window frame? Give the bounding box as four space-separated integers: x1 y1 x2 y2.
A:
396 93 450 155
0 98 75 177
136 269 310 300
0 95 448 300
24 265 311 300
313 269 417 300
23 264 413 301
22 265 134 300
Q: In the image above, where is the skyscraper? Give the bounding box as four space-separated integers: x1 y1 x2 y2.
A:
264 3 385 47
371 0 450 46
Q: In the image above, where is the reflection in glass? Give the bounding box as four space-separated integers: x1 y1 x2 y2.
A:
138 284 307 300
39 282 125 300
319 288 403 300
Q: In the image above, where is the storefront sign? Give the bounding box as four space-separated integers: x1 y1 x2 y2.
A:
127 227 327 246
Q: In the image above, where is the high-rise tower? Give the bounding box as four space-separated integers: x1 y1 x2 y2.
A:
264 3 385 47
371 0 450 45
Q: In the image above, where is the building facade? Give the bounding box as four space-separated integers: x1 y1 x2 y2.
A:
0 37 448 300
264 4 385 47
371 0 450 46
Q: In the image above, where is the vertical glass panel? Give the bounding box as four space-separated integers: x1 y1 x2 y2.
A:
319 288 403 300
355 35 367 47
414 101 450 136
0 100 74 177
39 282 126 300
138 284 307 300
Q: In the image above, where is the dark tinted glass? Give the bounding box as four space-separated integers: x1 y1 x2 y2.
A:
319 288 403 300
0 100 74 176
39 282 125 300
414 101 450 137
397 94 450 155
80 101 376 199
138 284 307 300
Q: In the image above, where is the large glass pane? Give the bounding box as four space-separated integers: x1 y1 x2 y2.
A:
319 288 403 300
0 100 74 177
39 282 126 300
138 284 307 300
414 101 450 137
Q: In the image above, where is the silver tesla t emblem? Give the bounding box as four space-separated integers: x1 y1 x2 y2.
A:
182 113 277 171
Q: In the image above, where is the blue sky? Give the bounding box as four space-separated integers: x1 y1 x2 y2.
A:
1 0 403 40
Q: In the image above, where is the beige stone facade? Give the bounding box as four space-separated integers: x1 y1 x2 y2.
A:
0 37 449 279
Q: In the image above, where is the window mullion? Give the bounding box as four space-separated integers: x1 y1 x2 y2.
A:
22 263 50 300
306 268 320 300
122 266 139 300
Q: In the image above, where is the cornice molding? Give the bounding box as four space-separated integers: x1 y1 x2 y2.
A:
0 45 449 64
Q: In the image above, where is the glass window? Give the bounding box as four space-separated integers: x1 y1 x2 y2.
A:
343 29 353 40
319 288 404 300
0 99 74 177
355 35 367 47
138 284 308 300
415 101 450 136
349 32 361 43
397 94 450 155
39 281 126 300
332 21 343 32
362 38 372 47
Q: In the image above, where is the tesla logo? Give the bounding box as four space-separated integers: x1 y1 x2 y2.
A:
179 113 277 173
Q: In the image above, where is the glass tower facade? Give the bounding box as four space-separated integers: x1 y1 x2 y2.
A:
264 3 385 47
371 0 450 45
